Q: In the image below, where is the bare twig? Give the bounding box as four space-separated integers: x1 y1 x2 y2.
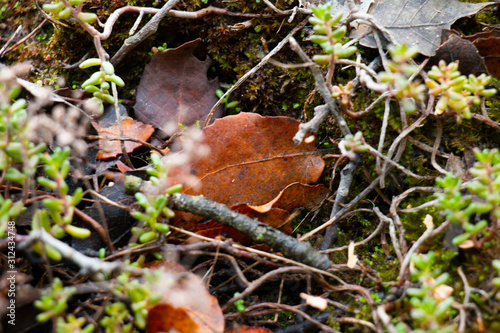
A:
406 135 450 158
366 144 435 181
293 104 330 145
377 305 399 333
299 175 381 242
457 266 471 333
379 112 429 188
203 18 309 127
373 207 403 264
320 209 385 253
288 36 357 249
221 267 313 311
18 228 141 276
240 302 340 332
111 0 181 65
470 112 500 131
320 156 361 250
169 192 332 270
398 216 435 283
0 25 24 57
431 118 448 174
167 226 346 283
377 97 391 173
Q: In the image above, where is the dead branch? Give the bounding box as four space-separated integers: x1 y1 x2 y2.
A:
299 175 382 242
293 104 330 144
320 208 385 254
110 0 181 65
320 157 361 250
169 192 332 270
18 228 141 276
288 37 351 138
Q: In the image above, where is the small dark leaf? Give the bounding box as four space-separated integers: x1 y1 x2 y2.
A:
134 39 223 133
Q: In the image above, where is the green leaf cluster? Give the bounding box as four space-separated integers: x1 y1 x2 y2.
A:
309 3 356 65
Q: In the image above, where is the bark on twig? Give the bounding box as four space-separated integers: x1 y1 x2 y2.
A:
320 156 361 250
288 37 351 138
169 192 332 270
18 229 141 276
293 104 330 145
111 0 181 65
288 38 358 249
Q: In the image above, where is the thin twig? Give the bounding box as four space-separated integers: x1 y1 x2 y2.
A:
221 267 313 311
398 217 434 283
367 144 435 180
18 228 141 276
110 0 181 65
457 266 471 333
169 192 332 270
373 207 403 264
289 37 351 137
321 209 385 253
379 112 429 188
299 175 381 242
431 118 448 174
377 97 391 173
167 225 345 283
0 25 24 57
203 18 309 127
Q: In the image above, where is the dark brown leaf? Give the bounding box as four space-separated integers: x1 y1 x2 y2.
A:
428 32 487 76
134 39 223 133
464 30 500 78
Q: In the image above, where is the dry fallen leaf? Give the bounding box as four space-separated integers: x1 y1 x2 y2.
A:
134 39 223 133
168 112 330 236
352 0 494 56
463 30 500 79
171 112 327 208
428 31 488 76
147 268 224 333
92 118 154 159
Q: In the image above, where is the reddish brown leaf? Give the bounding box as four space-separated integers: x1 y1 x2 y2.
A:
134 39 223 133
170 112 327 208
116 160 132 173
92 118 154 159
148 270 224 333
148 304 200 332
168 112 329 240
